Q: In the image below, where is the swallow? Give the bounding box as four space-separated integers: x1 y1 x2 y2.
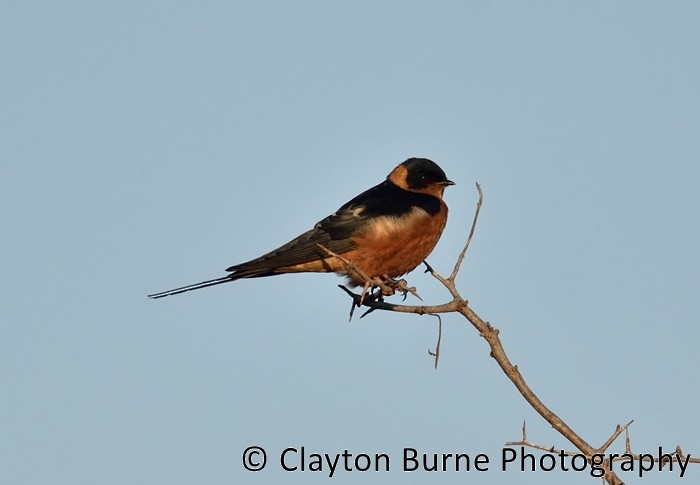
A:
148 157 454 299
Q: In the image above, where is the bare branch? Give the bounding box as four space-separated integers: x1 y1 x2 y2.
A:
597 420 634 454
337 183 696 485
448 182 483 283
426 313 443 369
512 422 700 469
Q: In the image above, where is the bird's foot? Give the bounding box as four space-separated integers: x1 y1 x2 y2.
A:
377 275 422 302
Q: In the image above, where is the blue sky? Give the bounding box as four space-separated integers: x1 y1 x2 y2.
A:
2 2 699 484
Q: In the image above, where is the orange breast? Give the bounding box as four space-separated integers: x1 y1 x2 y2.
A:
341 203 448 286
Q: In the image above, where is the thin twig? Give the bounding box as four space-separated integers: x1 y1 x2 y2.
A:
597 420 634 454
426 313 443 369
448 182 483 283
512 423 700 467
625 428 631 454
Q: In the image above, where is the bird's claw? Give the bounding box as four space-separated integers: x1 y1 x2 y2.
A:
376 276 422 302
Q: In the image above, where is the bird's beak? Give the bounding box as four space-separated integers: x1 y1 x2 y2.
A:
440 180 456 186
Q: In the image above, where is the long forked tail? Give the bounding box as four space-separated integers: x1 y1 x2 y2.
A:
148 275 234 299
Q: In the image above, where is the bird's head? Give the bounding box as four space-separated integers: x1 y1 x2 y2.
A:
388 158 455 198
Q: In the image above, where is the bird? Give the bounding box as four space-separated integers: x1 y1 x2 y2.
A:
148 157 454 299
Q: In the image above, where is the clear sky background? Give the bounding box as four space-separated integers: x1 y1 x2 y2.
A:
2 2 699 484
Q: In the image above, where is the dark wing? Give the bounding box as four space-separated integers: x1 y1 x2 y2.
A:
224 224 355 276
148 178 445 297
225 180 441 276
